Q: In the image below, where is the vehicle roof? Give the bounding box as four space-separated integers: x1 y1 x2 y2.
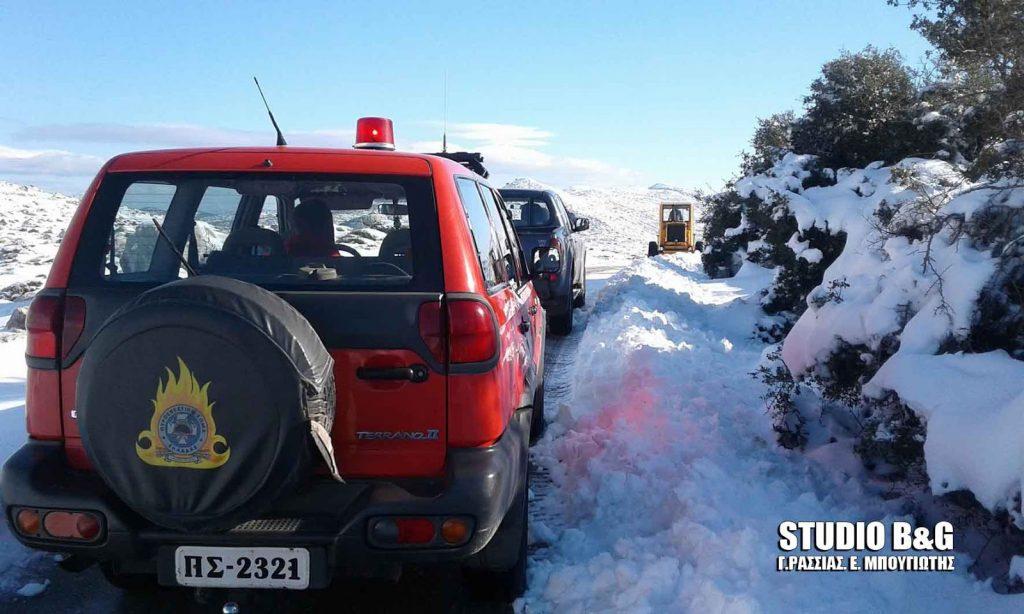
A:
103 147 482 180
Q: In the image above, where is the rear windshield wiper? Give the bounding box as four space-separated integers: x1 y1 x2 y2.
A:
152 217 198 277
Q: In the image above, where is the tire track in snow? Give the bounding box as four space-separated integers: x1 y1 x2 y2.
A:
529 263 619 559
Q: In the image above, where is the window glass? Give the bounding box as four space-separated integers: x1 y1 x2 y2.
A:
504 196 556 229
94 174 439 290
481 187 523 285
106 182 176 276
258 195 281 231
329 196 411 256
496 191 530 283
554 195 574 226
191 187 235 264
663 206 691 222
456 177 504 289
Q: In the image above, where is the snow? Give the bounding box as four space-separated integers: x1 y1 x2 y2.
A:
738 153 1024 516
0 181 80 301
15 580 48 598
1011 556 1024 584
868 351 1024 513
525 252 1018 612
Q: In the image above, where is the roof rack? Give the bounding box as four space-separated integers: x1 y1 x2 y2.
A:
431 151 489 178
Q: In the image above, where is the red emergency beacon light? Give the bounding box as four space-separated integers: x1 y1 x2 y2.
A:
354 117 396 151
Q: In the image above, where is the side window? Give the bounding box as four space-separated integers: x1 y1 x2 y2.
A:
191 187 235 264
488 189 527 285
552 195 572 227
105 182 177 277
456 177 504 289
258 195 282 232
479 185 521 285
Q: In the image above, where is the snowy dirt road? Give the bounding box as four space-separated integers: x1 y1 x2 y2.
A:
521 254 1020 613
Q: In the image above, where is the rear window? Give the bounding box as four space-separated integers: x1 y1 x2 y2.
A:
662 206 691 222
502 195 557 230
76 173 441 291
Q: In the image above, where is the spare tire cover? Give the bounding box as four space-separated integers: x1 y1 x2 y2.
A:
78 276 338 532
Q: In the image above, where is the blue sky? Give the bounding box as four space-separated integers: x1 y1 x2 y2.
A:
0 0 931 194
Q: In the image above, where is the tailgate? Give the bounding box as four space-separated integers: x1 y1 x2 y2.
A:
282 292 447 478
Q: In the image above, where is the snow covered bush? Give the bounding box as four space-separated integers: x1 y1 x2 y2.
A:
707 143 1024 521
777 157 1024 517
699 154 844 335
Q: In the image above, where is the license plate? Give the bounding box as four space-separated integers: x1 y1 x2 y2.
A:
174 546 309 589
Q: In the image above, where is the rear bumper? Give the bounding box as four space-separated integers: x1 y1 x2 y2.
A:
0 411 529 585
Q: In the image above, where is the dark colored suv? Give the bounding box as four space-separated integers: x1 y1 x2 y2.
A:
2 118 545 600
499 189 588 335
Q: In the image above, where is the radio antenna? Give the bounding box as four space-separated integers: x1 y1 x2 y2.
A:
253 76 287 146
442 70 448 153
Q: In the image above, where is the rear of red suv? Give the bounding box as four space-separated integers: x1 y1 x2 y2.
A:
2 136 544 599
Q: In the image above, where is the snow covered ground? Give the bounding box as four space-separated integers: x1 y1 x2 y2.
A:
524 253 1020 612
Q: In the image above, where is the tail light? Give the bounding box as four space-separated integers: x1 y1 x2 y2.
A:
418 302 445 363
13 507 104 542
447 300 497 364
26 293 86 360
418 299 498 365
26 295 61 359
368 516 472 548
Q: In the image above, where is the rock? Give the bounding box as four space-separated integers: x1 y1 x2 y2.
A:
0 280 42 301
5 306 28 330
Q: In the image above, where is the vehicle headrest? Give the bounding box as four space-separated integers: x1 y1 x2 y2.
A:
222 227 285 257
522 201 551 225
379 228 412 259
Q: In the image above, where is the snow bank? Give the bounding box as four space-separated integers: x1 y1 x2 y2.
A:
868 352 1024 513
749 155 1001 375
735 154 1024 516
526 253 1012 612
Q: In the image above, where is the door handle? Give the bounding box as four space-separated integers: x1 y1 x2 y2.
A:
357 365 429 383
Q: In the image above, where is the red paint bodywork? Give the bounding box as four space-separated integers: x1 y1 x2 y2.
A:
34 146 544 479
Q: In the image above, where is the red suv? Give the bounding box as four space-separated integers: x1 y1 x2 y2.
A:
1 118 545 599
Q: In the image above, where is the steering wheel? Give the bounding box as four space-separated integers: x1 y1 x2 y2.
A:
335 244 362 257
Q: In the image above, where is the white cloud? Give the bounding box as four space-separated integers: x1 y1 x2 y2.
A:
0 144 104 176
14 122 354 149
4 120 642 192
415 122 641 186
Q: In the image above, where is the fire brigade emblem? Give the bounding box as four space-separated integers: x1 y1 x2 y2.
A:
136 357 230 468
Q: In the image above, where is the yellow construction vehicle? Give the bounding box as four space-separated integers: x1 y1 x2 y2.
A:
648 202 702 257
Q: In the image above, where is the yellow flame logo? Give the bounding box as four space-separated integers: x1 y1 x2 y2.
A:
136 357 230 469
